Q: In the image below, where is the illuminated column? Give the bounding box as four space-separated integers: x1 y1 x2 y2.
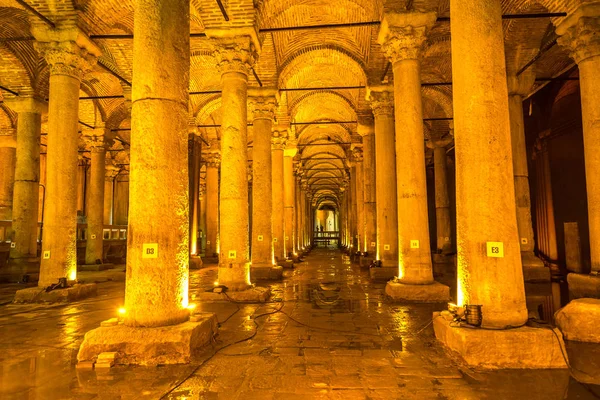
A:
212 36 257 290
271 129 286 261
358 119 377 255
103 165 119 225
205 150 220 258
426 137 453 254
557 6 600 274
451 0 527 327
367 87 398 266
379 12 435 284
0 132 16 225
83 127 109 265
507 72 545 271
33 28 100 286
199 183 207 254
249 90 277 267
122 0 191 326
189 133 202 256
352 147 365 252
284 146 297 258
7 98 46 258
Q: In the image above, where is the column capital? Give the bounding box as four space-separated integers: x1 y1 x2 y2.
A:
4 96 48 114
82 126 112 152
248 88 278 121
507 70 536 97
357 114 375 136
32 27 101 80
351 147 364 163
210 35 258 76
378 11 437 63
425 136 453 149
204 151 221 168
271 128 288 150
556 3 600 64
366 86 394 117
284 142 298 158
105 164 120 181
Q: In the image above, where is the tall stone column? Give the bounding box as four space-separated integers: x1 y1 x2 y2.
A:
211 35 257 290
249 89 277 268
557 6 600 276
83 128 110 265
379 12 435 284
507 72 546 277
189 133 202 256
451 0 527 328
33 28 100 287
205 150 220 258
199 184 207 254
284 146 297 258
0 130 16 228
367 87 398 267
352 147 365 253
271 130 286 261
426 137 453 254
358 119 377 256
103 165 119 225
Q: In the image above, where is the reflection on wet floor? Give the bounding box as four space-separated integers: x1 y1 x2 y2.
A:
0 247 599 399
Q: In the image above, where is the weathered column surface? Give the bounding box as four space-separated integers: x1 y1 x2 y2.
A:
271 130 286 261
352 147 365 253
507 72 545 273
284 146 297 258
199 184 207 254
84 128 109 265
426 137 453 254
212 35 257 290
7 98 46 258
189 133 202 256
358 119 377 256
33 28 100 287
249 90 277 268
103 165 119 225
451 0 527 328
0 131 16 230
367 87 398 267
205 150 220 258
557 5 600 275
379 12 435 284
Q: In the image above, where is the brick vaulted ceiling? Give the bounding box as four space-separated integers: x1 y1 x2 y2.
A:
0 0 583 202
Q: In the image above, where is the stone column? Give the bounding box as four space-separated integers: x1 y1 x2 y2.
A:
379 11 435 284
426 137 453 254
352 147 365 252
103 165 119 225
284 146 297 258
451 0 527 328
367 87 398 267
7 98 46 258
204 151 220 258
249 89 277 268
358 119 377 256
83 128 110 265
199 184 207 254
557 5 600 276
507 72 546 274
271 130 286 261
189 133 202 256
33 29 100 286
0 130 16 243
212 35 257 290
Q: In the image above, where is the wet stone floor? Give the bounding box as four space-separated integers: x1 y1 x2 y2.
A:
0 247 598 399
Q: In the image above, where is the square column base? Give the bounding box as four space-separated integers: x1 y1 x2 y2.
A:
359 255 373 267
567 273 600 299
385 281 450 302
14 283 97 303
282 260 295 269
195 286 271 303
369 266 397 281
250 265 283 280
555 298 600 343
77 314 217 366
79 263 113 272
202 256 219 264
433 314 568 369
189 256 203 270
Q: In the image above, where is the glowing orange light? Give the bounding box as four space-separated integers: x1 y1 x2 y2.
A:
118 307 126 315
187 303 197 310
213 281 219 286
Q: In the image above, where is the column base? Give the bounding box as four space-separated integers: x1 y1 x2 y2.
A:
385 280 450 302
2 256 40 283
433 313 568 369
567 273 600 299
14 283 97 303
522 253 550 282
190 256 203 270
79 263 114 272
359 254 374 267
369 265 397 281
77 313 217 366
432 253 454 264
202 256 219 264
282 259 295 268
564 340 600 385
250 264 283 280
195 286 271 303
555 298 600 343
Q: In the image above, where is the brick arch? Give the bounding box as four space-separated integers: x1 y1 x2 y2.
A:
290 90 358 118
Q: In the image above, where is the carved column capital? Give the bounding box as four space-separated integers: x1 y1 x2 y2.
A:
211 36 258 76
271 129 288 150
82 126 112 152
378 11 437 63
426 136 453 149
248 89 278 121
351 147 364 163
366 86 394 117
204 151 221 168
556 4 600 64
105 164 120 181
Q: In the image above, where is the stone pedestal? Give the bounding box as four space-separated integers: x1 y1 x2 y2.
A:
195 286 271 303
369 266 397 281
78 314 217 366
14 283 97 303
433 314 568 369
555 298 600 343
385 280 449 302
567 273 600 299
250 264 283 281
